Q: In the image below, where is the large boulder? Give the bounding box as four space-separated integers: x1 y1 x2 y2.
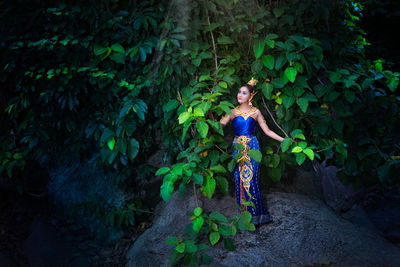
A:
126 184 400 267
47 157 125 244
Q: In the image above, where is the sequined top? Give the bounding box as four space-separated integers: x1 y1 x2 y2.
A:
232 106 257 136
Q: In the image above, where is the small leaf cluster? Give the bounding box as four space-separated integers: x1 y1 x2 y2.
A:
165 206 255 266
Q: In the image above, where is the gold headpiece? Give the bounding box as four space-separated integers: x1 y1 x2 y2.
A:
247 77 258 87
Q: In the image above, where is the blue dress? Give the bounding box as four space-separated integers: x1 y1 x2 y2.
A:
231 107 272 225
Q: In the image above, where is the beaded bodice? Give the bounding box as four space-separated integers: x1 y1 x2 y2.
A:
232 106 257 136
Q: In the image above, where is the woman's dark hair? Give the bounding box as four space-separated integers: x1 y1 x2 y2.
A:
242 84 255 94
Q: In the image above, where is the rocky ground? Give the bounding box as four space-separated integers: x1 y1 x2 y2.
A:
1 162 399 267
126 182 400 267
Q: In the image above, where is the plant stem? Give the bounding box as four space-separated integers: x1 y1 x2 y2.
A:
261 96 289 138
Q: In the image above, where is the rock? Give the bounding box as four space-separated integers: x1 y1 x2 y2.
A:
126 185 200 267
313 152 366 213
340 203 377 231
126 185 400 267
362 186 400 245
272 161 323 200
47 157 125 244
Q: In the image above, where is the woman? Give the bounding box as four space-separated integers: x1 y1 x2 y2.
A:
219 78 284 225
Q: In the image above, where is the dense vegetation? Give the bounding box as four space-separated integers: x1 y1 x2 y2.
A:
1 0 399 265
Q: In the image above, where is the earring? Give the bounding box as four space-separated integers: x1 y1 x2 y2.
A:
249 100 253 106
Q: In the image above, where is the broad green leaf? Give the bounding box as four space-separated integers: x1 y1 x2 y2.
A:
156 167 170 176
266 39 275 48
192 57 202 66
284 67 297 83
294 62 303 73
303 148 314 160
107 137 115 151
171 34 186 40
128 138 139 160
272 154 280 168
200 51 213 59
93 44 108 56
194 207 202 216
111 43 125 53
291 146 303 153
178 111 190 124
193 107 204 117
282 95 295 108
208 120 224 135
209 232 220 246
275 56 286 70
176 242 185 253
273 7 284 18
248 149 262 162
253 40 265 59
269 167 282 182
335 143 348 158
290 129 303 137
281 138 292 152
196 121 209 138
228 158 237 172
100 128 114 145
296 153 306 165
192 173 204 185
329 71 341 84
185 240 197 253
217 36 234 44
362 78 374 89
163 100 179 112
271 78 284 88
293 133 306 140
262 83 274 99
209 211 228 222
204 177 216 198
13 153 22 159
215 176 229 195
192 216 204 232
266 33 278 40
166 236 179 245
171 162 185 176
199 75 212 82
110 52 125 64
160 181 174 202
262 55 275 70
210 164 226 173
223 238 236 251
298 141 307 149
219 224 236 236
219 81 228 88
297 97 309 113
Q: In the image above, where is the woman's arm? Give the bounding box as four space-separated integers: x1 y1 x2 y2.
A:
219 109 234 127
256 109 284 142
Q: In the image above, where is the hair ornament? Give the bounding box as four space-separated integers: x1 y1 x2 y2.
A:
247 77 258 87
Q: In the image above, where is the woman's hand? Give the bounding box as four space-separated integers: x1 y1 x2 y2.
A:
219 111 232 127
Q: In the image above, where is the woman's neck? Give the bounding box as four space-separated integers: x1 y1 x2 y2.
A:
238 103 252 111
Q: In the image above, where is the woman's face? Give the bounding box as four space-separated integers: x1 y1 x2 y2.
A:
237 86 251 104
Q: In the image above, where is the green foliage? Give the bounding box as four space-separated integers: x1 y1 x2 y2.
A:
1 0 400 265
165 206 254 266
72 194 149 233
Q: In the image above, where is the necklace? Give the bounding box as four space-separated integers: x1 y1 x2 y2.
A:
234 106 256 120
